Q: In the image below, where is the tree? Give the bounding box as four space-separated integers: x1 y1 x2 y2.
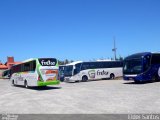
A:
70 60 74 63
64 59 69 64
117 55 123 61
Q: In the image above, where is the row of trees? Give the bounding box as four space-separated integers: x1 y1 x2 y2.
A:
58 59 74 65
58 56 124 65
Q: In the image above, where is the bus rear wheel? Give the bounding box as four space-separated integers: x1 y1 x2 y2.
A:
24 81 29 88
12 80 15 86
110 74 115 80
82 76 88 82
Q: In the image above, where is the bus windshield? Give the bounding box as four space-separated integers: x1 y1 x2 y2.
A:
59 66 65 77
74 63 82 75
64 65 73 77
123 58 143 74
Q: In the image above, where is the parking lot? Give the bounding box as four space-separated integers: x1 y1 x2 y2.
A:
0 79 160 114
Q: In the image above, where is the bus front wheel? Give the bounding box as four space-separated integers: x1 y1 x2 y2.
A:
151 75 159 82
82 76 88 82
110 74 115 80
134 80 141 84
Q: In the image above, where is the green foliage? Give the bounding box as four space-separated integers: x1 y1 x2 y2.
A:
110 55 124 61
58 59 74 65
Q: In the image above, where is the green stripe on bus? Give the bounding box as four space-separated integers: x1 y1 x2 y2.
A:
37 80 60 86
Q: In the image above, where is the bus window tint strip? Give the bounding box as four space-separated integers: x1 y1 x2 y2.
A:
11 60 36 74
81 61 123 70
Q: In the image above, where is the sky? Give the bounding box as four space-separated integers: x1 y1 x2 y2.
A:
0 0 160 63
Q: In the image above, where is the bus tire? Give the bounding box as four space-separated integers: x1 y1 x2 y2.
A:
110 73 115 80
12 80 15 86
24 80 29 88
151 75 158 82
134 80 141 84
82 76 88 82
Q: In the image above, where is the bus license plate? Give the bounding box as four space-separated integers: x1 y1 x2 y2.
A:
129 78 134 80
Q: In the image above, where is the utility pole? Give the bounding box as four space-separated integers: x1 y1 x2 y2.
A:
112 37 117 60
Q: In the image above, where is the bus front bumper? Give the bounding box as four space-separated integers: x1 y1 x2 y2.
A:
37 80 60 86
64 77 77 82
123 75 142 81
123 74 150 82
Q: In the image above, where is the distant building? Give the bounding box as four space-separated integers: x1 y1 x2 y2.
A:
5 57 21 69
0 62 8 77
0 57 21 77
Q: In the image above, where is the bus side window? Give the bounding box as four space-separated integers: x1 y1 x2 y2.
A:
120 62 123 67
89 62 95 69
74 69 78 75
143 55 150 71
31 61 36 71
81 63 89 70
81 64 85 70
24 63 29 71
74 63 81 75
151 54 160 64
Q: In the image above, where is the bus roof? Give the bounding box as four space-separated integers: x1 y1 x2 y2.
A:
96 59 112 61
125 52 151 60
66 61 83 66
23 58 35 62
12 58 57 67
151 52 160 54
124 52 160 60
22 58 58 63
65 60 122 66
83 60 122 63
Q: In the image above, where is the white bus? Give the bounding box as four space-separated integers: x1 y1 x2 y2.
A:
10 58 60 88
64 61 123 82
59 65 66 81
2 69 11 79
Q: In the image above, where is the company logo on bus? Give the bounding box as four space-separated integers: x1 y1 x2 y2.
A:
88 70 96 78
97 70 109 76
88 70 109 78
40 60 56 66
39 59 57 66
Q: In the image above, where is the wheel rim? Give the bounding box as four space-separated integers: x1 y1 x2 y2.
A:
110 74 114 79
152 75 157 82
25 82 28 88
12 80 14 85
82 76 88 82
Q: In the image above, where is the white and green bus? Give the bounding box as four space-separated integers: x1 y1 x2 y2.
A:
10 58 60 88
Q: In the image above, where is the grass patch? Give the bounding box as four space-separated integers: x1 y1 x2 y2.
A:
0 77 9 80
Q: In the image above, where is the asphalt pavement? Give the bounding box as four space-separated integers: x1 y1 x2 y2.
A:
0 79 160 114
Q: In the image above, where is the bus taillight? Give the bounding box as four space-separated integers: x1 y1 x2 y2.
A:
38 75 41 81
